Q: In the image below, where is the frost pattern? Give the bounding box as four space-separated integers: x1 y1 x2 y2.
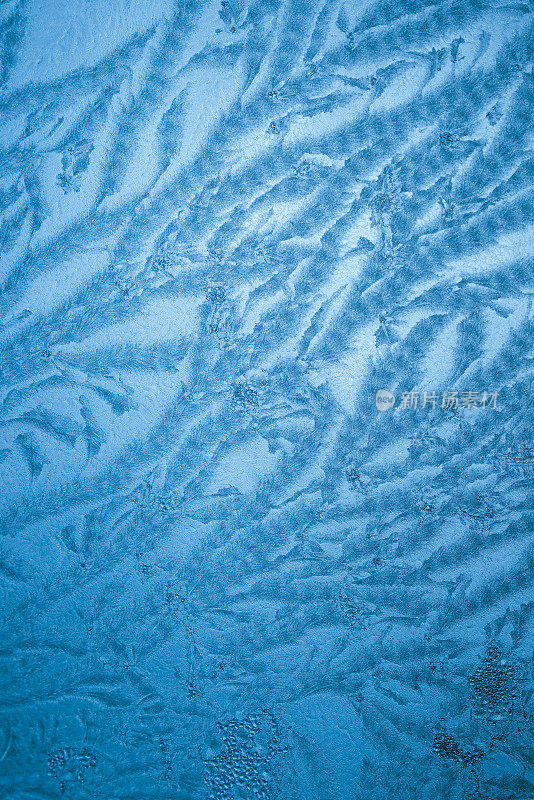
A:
0 1 533 798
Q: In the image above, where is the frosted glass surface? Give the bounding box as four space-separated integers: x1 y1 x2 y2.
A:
0 2 533 798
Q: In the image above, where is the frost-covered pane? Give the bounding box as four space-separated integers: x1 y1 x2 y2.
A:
0 1 533 798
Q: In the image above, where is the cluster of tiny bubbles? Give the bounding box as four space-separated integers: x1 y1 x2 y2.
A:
468 644 519 717
203 710 288 800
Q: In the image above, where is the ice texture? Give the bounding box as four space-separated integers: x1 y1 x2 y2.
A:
0 1 533 798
